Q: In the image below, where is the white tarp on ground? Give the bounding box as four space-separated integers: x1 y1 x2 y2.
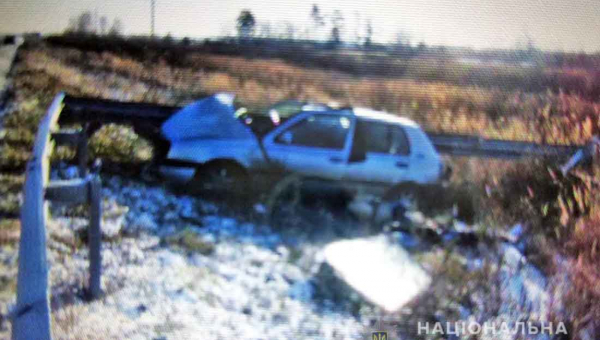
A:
323 235 431 312
161 93 255 141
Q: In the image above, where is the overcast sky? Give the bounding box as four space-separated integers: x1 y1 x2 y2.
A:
1 0 599 52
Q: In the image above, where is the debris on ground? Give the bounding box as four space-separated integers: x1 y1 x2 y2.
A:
0 173 556 339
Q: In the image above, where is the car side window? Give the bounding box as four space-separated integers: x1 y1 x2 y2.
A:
391 126 410 155
275 114 351 150
358 120 411 155
360 121 390 154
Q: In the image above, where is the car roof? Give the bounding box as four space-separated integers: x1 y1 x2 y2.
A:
308 107 419 128
352 107 419 127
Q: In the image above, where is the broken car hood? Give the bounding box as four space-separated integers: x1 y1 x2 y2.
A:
161 93 255 141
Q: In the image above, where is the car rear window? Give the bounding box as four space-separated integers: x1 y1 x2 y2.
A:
359 121 410 155
391 126 410 155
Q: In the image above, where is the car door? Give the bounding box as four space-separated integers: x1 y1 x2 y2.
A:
262 112 354 180
344 120 411 185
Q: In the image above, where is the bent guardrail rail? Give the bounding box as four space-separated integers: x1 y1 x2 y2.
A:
427 132 582 159
11 93 103 340
428 132 599 173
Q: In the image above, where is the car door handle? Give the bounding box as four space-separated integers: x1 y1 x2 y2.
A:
330 157 343 163
395 161 408 168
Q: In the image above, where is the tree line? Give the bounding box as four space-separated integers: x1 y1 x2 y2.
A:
65 11 124 36
236 5 378 49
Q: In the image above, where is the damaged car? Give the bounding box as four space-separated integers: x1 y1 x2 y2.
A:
159 93 447 197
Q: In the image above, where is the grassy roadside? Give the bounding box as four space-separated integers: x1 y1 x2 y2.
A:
1 37 600 335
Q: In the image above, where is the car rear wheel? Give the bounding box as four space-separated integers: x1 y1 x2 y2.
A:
265 174 305 228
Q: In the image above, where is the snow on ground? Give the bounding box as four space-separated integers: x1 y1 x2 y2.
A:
0 171 555 340
46 175 367 340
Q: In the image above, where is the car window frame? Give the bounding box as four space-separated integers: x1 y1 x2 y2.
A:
271 112 354 151
357 120 392 155
390 125 411 156
357 119 412 156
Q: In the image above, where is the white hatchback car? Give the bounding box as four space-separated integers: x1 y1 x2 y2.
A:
160 94 445 195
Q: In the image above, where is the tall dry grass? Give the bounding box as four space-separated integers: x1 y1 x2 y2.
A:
30 44 600 145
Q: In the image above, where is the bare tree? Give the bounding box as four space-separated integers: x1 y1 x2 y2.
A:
162 33 174 46
329 10 344 47
364 19 373 47
99 16 108 35
310 4 325 40
66 11 119 36
353 12 362 45
109 18 124 36
79 11 94 33
67 11 94 34
237 10 256 39
330 27 341 47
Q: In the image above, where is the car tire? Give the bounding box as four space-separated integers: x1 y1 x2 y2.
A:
264 174 305 228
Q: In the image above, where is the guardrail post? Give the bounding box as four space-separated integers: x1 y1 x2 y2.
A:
87 172 102 299
76 127 88 178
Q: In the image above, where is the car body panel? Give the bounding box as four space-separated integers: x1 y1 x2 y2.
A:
402 125 443 184
262 111 355 180
161 100 444 190
161 138 264 182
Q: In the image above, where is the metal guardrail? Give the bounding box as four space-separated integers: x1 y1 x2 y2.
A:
57 95 585 161
11 93 103 340
59 95 178 126
428 132 582 159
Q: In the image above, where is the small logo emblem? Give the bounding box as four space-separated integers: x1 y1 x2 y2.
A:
372 331 388 340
